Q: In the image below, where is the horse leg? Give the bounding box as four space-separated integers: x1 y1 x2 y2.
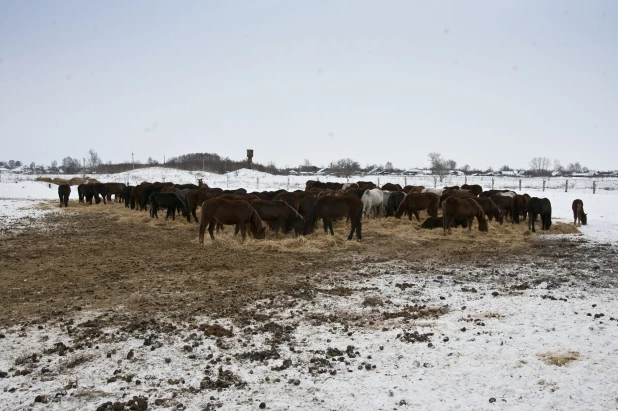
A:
468 217 473 232
348 215 356 240
234 224 240 236
239 223 247 241
323 218 328 233
208 219 217 240
413 210 420 222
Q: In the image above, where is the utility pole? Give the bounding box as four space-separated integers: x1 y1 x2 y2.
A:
132 152 135 170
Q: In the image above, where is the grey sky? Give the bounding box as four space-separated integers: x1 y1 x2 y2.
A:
1 1 617 170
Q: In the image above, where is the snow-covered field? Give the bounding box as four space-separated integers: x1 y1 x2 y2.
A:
1 168 618 410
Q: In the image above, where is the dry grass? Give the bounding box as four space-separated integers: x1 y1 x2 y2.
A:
50 201 580 256
538 351 580 367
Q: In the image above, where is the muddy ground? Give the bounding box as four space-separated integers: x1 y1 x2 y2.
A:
1 200 617 410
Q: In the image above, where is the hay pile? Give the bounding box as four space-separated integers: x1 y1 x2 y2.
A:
35 176 100 186
61 202 582 256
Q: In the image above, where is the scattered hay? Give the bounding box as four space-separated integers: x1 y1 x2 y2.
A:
546 222 581 235
538 351 580 367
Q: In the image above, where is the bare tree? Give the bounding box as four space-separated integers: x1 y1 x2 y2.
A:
567 162 583 173
88 149 102 169
30 161 36 169
462 164 471 174
529 157 551 174
446 159 457 170
428 152 448 182
385 161 394 171
500 165 511 171
553 159 564 172
51 160 58 169
329 158 361 177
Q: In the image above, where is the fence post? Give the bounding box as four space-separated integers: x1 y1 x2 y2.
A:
491 178 494 190
377 177 380 188
226 175 229 188
257 177 259 190
519 179 521 191
542 180 545 192
464 175 467 184
593 181 596 194
565 180 568 193
434 176 437 188
404 176 407 187
287 177 289 190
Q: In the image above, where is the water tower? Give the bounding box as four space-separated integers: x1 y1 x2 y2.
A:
247 149 254 169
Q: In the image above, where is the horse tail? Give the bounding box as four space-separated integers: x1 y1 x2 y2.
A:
512 195 519 224
249 204 262 234
394 195 407 219
442 199 448 235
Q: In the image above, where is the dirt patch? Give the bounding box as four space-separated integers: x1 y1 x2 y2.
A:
538 351 580 367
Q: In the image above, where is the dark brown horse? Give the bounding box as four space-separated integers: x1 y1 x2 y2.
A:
394 193 440 221
490 194 517 223
314 195 363 240
356 181 377 190
199 198 266 243
249 199 304 236
58 184 71 207
572 199 587 226
527 197 552 232
298 195 319 235
461 184 483 196
381 183 402 191
515 194 530 221
472 197 504 224
442 197 488 235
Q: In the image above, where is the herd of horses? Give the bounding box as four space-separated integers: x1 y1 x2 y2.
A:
56 178 588 242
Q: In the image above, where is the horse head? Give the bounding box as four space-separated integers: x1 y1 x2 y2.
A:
479 218 489 232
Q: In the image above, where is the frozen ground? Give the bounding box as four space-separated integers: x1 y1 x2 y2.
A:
1 168 617 410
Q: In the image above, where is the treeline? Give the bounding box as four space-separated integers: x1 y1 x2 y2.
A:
2 150 598 177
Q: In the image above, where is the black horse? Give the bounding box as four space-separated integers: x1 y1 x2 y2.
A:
77 184 101 204
385 191 405 217
421 216 468 229
58 184 71 207
526 197 552 232
150 193 188 220
123 186 134 208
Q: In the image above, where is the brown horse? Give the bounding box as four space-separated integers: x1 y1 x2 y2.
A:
185 189 221 222
515 194 530 221
489 194 516 222
402 185 425 194
472 197 504 224
442 197 488 235
199 198 266 243
394 193 439 221
381 183 402 191
314 195 363 240
58 184 71 207
249 199 304 236
572 199 587 226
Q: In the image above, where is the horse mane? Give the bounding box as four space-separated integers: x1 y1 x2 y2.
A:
394 196 407 218
247 204 263 234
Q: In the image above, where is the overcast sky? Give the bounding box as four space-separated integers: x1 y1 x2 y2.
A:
1 1 617 170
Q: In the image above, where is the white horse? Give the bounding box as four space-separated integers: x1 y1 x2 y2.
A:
382 190 392 214
361 189 384 218
342 183 357 190
498 191 517 197
422 188 444 196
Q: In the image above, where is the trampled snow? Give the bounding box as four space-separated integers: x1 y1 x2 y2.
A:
1 168 618 409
